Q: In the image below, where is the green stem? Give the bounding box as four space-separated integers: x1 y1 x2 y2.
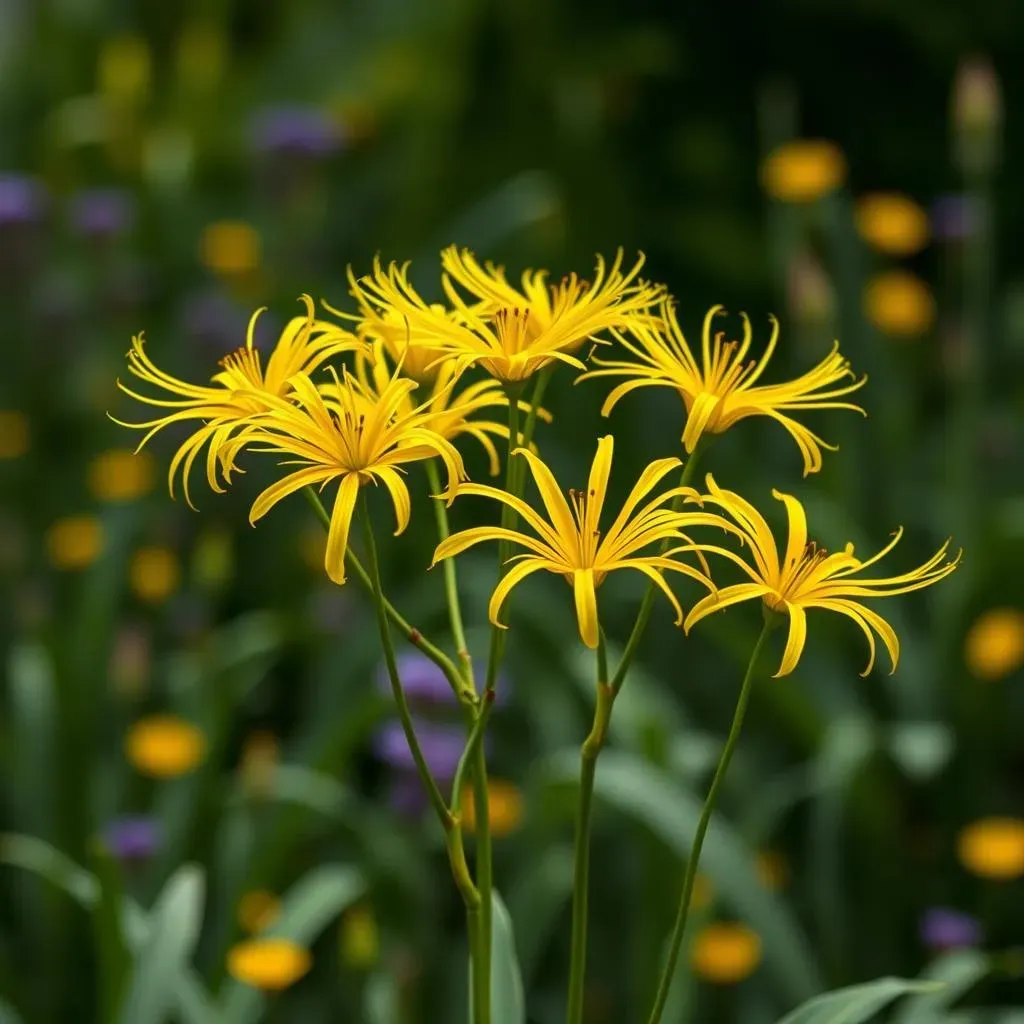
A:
566 631 611 1024
302 487 474 705
425 459 473 678
358 493 452 831
608 445 706 696
645 618 773 1024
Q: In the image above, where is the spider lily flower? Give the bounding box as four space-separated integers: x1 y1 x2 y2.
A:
229 368 466 585
432 435 731 649
683 475 961 677
114 296 364 506
348 249 662 384
578 302 867 475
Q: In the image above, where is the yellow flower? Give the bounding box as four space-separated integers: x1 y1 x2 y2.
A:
125 714 206 778
864 271 935 337
957 818 1024 880
237 890 282 934
341 905 380 970
461 778 525 838
684 476 960 677
0 410 29 459
761 140 846 203
433 436 729 649
965 608 1024 680
99 34 151 103
854 193 930 256
114 296 363 506
579 302 866 476
46 516 104 570
233 368 465 585
88 449 156 502
690 923 761 983
354 341 527 475
227 938 311 991
129 546 180 603
349 248 661 383
199 220 261 276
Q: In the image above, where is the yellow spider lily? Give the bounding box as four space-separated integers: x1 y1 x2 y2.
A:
432 436 731 648
114 296 363 505
683 475 961 676
578 301 867 475
229 369 466 585
349 249 662 384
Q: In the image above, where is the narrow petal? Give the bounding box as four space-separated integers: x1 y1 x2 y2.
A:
682 392 720 453
514 448 577 543
432 526 559 565
615 560 685 625
373 466 411 536
683 583 772 634
573 568 600 649
249 466 338 524
586 436 614 536
324 473 361 585
488 558 555 629
444 482 565 551
775 604 807 677
773 489 807 571
601 456 683 550
814 598 900 676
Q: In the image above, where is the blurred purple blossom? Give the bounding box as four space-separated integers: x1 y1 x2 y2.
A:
375 651 510 707
69 188 134 239
0 175 46 226
374 719 466 778
389 773 431 818
102 815 162 862
180 289 279 355
919 907 982 950
250 106 342 158
930 194 979 242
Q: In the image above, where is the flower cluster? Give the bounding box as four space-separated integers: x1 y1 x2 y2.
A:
115 246 958 676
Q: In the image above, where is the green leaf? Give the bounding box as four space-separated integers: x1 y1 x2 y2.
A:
220 864 366 1024
88 842 131 1024
490 890 526 1024
117 865 205 1024
776 977 941 1024
505 844 574 983
365 972 401 1024
0 996 26 1024
536 750 822 1003
891 949 989 1023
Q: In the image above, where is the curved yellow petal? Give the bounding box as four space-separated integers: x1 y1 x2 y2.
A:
249 466 338 524
325 473 361 585
432 526 559 565
683 583 771 634
585 436 614 536
682 392 720 453
775 603 806 677
487 557 555 629
772 489 807 571
573 568 600 649
446 482 565 552
514 447 578 543
614 560 685 625
373 466 411 536
601 456 683 551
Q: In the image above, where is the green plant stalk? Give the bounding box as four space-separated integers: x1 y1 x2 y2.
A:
645 617 773 1024
566 631 611 1024
608 444 706 695
302 487 475 705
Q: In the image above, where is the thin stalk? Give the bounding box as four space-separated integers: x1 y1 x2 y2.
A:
608 445 706 696
645 618 773 1024
302 487 474 705
425 459 473 678
566 632 611 1024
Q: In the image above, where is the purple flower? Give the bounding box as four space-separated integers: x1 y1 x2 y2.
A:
375 651 511 707
920 907 982 950
69 188 134 239
930 195 978 242
0 175 46 226
250 107 342 158
374 719 466 779
388 773 431 818
179 290 279 355
102 816 162 862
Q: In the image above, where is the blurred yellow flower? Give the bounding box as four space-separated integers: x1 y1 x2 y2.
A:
690 923 762 983
114 295 363 506
237 890 282 934
761 140 846 203
129 546 180 604
755 850 788 890
462 778 525 838
854 193 930 256
0 411 29 459
964 608 1024 680
579 302 866 476
88 448 156 502
125 714 206 778
434 436 729 649
240 730 279 798
957 818 1024 880
864 271 935 337
340 904 380 970
227 938 311 991
199 221 261 276
99 34 151 103
685 476 960 677
46 516 104 570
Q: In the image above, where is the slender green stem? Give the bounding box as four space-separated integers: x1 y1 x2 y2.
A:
358 493 452 830
566 631 611 1024
302 487 474 705
425 459 473 678
608 445 706 696
645 618 773 1024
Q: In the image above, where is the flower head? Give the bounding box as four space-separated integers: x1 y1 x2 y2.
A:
690 923 762 984
684 476 960 677
87 449 156 502
580 303 866 475
761 140 845 204
864 271 935 337
101 815 163 863
227 938 311 990
460 778 525 837
433 436 729 648
964 608 1024 680
919 907 982 951
854 193 930 256
114 296 364 506
349 249 661 383
46 515 104 569
230 367 465 584
957 817 1024 880
125 714 206 778
129 546 180 603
